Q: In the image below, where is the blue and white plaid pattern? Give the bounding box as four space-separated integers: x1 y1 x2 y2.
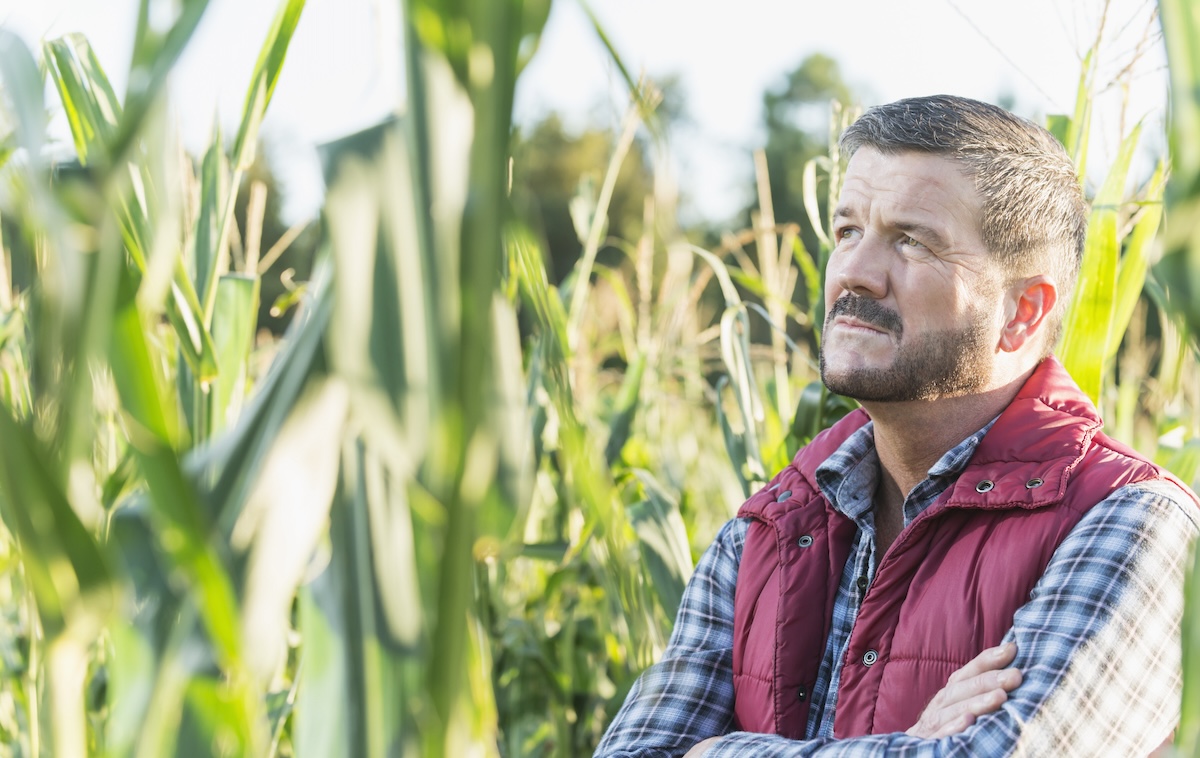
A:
595 423 1199 757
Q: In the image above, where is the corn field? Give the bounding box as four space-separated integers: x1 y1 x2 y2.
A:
0 0 1195 756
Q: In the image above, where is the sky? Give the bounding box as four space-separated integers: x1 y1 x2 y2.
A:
0 0 1168 223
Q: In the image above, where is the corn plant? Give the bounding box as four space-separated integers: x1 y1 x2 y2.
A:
1159 0 1200 754
0 0 560 754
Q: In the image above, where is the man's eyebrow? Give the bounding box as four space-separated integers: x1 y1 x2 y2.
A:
832 206 855 222
895 221 949 249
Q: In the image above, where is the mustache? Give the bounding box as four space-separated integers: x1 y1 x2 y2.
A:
826 295 903 336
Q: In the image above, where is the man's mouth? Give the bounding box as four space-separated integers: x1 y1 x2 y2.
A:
826 296 903 338
835 316 889 335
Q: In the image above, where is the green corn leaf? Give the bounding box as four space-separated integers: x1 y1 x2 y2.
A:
44 34 117 166
43 32 220 384
177 676 263 758
104 612 159 757
0 408 114 637
716 375 752 496
604 352 646 467
488 293 533 542
627 469 693 622
0 31 45 163
802 156 833 251
1045 114 1071 148
719 306 766 485
192 123 228 310
208 274 260 437
112 0 211 165
294 577 351 757
509 225 570 365
203 267 332 537
791 380 828 447
292 447 412 758
1157 0 1200 344
1067 48 1095 180
1059 123 1142 403
1108 162 1166 361
202 0 306 328
791 235 824 333
233 377 346 684
1163 438 1200 490
109 267 245 670
231 0 306 172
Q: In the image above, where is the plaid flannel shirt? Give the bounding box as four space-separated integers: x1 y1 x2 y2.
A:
595 420 1199 757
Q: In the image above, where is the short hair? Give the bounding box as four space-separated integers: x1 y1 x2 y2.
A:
839 95 1089 351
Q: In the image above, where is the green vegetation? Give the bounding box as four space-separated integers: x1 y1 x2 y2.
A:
0 0 1193 756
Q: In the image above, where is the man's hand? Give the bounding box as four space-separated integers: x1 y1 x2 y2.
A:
683 736 720 757
906 642 1022 739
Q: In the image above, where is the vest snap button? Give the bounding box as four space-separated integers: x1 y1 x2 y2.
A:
776 490 793 502
862 649 879 666
1025 478 1044 489
797 535 814 548
975 480 995 493
797 686 807 701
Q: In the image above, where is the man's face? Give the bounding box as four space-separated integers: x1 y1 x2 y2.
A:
820 147 1006 403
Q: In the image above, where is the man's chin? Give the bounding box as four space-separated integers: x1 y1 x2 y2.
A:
820 365 917 404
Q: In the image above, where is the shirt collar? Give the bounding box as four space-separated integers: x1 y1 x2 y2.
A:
813 415 999 522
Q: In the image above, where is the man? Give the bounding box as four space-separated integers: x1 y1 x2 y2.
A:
595 95 1200 757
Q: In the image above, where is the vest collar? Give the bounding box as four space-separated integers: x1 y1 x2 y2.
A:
942 357 1100 510
791 357 1099 513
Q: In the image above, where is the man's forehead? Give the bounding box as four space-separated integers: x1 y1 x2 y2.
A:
836 149 982 218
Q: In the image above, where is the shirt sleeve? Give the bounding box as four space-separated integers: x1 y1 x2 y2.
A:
698 480 1200 758
593 517 748 758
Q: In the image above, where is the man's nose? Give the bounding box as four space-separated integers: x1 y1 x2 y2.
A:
833 234 889 299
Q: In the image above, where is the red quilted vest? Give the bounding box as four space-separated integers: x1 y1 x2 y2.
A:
731 357 1178 738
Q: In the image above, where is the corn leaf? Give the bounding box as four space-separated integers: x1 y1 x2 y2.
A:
201 0 306 328
208 274 260 437
627 469 693 621
1157 0 1200 344
1059 124 1141 403
604 352 645 466
112 0 211 165
0 409 114 637
1108 162 1166 361
108 267 244 671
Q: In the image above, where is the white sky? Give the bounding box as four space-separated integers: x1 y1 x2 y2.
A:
0 0 1168 222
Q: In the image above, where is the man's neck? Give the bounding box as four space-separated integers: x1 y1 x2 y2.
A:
863 370 1033 544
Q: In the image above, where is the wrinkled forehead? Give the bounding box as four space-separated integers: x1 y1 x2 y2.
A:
836 148 985 234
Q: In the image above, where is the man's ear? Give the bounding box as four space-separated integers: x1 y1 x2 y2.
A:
999 276 1058 353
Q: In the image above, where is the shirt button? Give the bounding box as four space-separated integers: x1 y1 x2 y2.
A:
856 576 868 591
797 535 814 548
862 649 879 666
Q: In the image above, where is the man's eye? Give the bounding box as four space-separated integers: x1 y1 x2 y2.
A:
902 235 924 248
838 228 858 240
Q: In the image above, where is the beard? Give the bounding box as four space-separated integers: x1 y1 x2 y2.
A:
819 294 994 402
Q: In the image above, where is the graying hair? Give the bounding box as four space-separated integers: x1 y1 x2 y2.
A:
839 95 1088 351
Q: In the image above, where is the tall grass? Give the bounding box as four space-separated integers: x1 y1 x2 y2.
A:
0 0 1194 756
